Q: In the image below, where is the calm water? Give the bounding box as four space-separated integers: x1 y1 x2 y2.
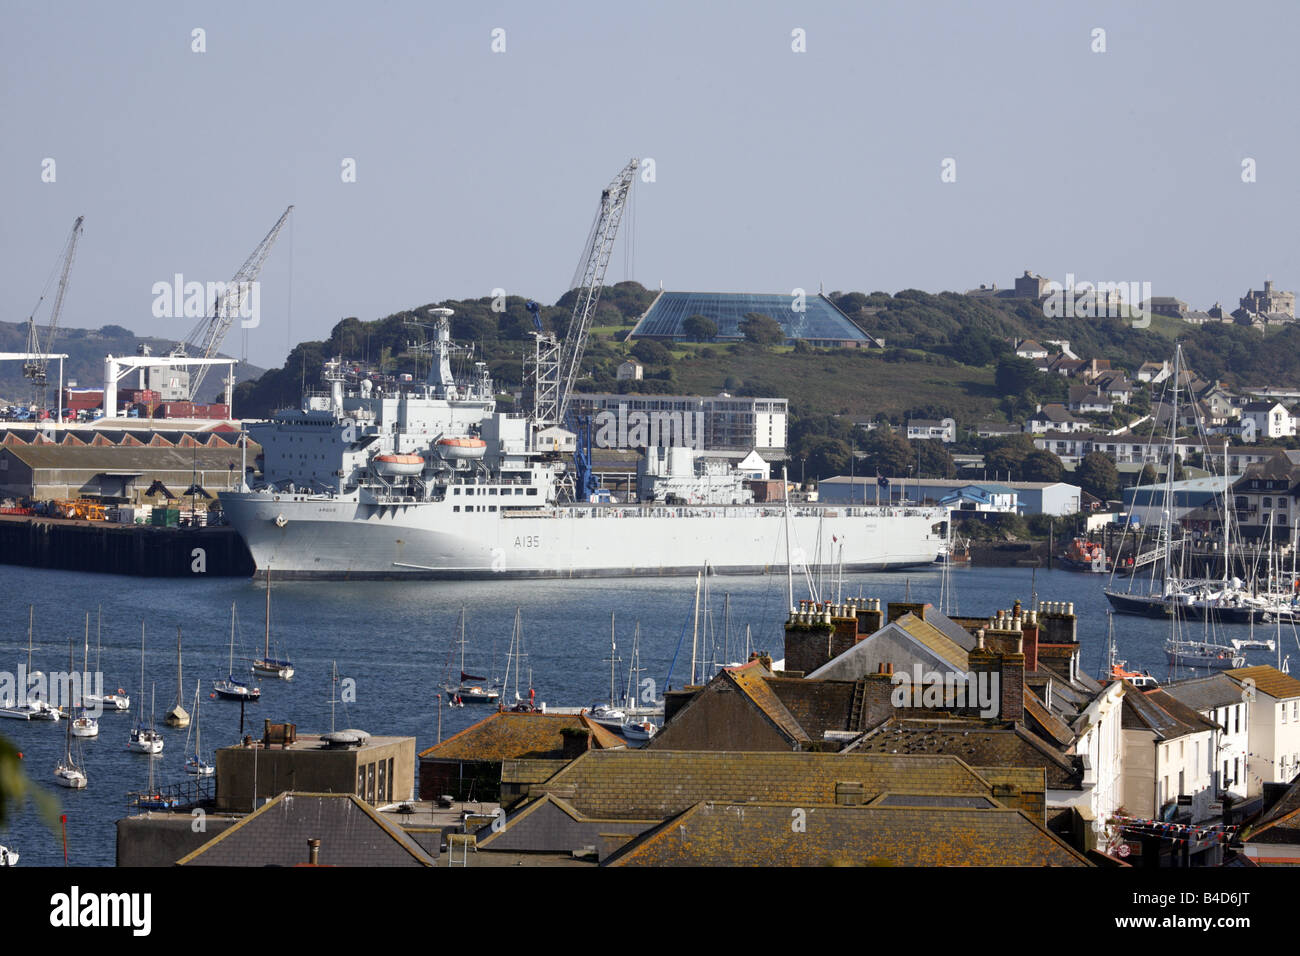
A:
0 561 1290 866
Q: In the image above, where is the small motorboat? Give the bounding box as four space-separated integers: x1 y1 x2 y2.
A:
621 720 658 744
84 690 130 712
587 704 627 732
0 845 18 866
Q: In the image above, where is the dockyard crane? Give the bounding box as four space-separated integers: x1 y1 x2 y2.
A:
528 160 638 426
174 205 293 401
21 215 85 419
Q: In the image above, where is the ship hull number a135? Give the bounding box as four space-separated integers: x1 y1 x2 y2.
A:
514 536 542 549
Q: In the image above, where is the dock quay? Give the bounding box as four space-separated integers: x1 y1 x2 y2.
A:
0 513 254 577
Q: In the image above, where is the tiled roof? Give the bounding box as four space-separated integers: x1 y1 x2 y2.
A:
895 613 970 670
532 750 1011 821
1225 666 1300 702
176 792 434 866
604 800 1090 867
418 711 625 761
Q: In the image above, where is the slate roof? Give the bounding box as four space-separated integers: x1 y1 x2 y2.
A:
176 792 434 866
1163 673 1247 713
531 750 1014 821
1245 774 1300 846
724 662 812 746
805 611 969 680
850 718 1080 788
417 711 625 761
1023 689 1076 747
1122 687 1219 739
603 800 1090 867
1225 666 1300 701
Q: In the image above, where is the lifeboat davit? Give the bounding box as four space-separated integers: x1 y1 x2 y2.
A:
373 453 424 476
437 437 487 460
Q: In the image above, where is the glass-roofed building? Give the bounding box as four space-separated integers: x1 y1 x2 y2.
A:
629 291 883 348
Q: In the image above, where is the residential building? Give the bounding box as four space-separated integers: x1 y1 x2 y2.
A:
1225 667 1300 791
1015 339 1049 359
1136 361 1171 384
1026 403 1088 434
1121 688 1219 824
1241 400 1296 440
1142 297 1189 319
1068 386 1114 415
616 360 643 381
1230 456 1299 541
1163 674 1252 798
905 417 956 443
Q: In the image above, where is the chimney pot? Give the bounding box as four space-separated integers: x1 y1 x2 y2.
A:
307 838 321 865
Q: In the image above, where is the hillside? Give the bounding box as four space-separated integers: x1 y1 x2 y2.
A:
0 320 265 407
228 282 1300 427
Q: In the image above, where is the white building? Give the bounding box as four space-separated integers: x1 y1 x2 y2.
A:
905 417 956 443
1226 667 1300 792
616 360 643 381
1121 687 1219 823
1241 401 1296 440
1066 681 1127 847
1162 674 1252 799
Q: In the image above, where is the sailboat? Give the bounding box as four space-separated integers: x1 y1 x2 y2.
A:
8 606 60 721
54 639 88 789
501 608 544 713
83 605 129 713
127 623 164 754
134 690 181 810
588 612 627 731
70 613 99 738
213 602 261 701
183 680 214 776
164 627 190 727
620 622 658 744
444 606 499 704
251 567 294 679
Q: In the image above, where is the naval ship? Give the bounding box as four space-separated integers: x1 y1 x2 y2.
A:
218 312 946 580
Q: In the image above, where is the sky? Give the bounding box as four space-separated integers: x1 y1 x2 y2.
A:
2 0 1298 371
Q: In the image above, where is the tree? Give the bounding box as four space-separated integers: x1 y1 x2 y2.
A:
1076 451 1120 502
739 312 785 345
995 355 1040 397
984 434 1036 479
681 314 718 342
1021 448 1064 483
913 439 956 479
630 339 670 365
858 427 913 478
805 437 851 480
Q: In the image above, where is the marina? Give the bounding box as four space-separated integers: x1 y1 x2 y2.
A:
0 559 1294 866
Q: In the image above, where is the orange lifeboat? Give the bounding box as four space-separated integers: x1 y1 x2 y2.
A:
437 436 487 460
373 453 424 476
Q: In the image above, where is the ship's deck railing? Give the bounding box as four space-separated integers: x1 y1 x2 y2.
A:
503 504 941 520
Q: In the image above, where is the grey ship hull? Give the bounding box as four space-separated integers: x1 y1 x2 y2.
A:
219 493 944 580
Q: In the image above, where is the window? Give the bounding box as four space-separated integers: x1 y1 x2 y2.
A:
453 506 460 512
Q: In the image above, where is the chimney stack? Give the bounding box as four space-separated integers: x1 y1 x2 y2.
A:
307 839 321 865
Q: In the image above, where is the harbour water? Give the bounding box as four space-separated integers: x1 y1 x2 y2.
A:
0 562 1292 866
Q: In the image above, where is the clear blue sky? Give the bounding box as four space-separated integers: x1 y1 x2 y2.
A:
2 0 1297 370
